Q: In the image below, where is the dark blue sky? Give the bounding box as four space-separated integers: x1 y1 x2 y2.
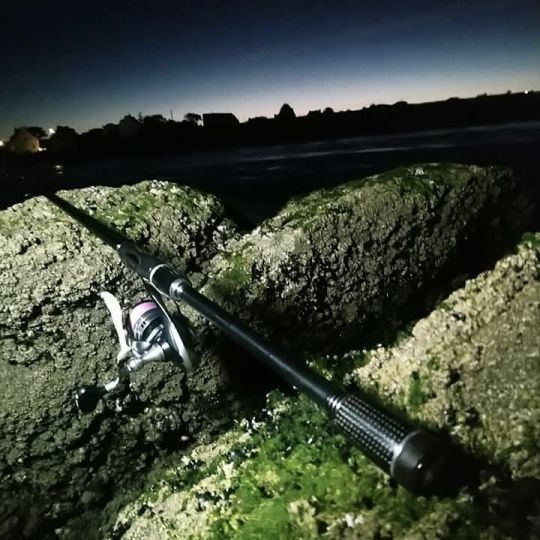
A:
1 0 539 139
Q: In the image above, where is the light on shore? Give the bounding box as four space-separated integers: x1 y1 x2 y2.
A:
48 128 55 135
0 140 4 147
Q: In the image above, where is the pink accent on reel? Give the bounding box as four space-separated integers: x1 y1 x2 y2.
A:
129 300 158 329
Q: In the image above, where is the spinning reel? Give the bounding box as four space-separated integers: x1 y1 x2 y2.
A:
75 284 197 413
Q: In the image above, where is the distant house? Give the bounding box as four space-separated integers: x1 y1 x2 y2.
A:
202 113 240 129
246 116 270 127
118 115 140 138
7 128 41 154
48 126 79 153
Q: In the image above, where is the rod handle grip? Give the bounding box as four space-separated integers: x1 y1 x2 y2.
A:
329 393 458 495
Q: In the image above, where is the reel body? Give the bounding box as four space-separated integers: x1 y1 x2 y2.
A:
75 291 197 413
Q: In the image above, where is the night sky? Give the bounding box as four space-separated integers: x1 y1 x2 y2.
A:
1 0 539 139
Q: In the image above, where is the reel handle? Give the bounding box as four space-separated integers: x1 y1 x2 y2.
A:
75 385 107 414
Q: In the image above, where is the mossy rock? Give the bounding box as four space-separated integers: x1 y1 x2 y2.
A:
352 232 540 479
1 165 533 539
0 181 238 539
204 163 522 352
111 394 493 539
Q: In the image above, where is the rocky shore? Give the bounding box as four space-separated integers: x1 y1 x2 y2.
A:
0 164 537 539
109 232 540 540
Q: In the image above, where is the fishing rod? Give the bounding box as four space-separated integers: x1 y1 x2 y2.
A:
45 192 459 496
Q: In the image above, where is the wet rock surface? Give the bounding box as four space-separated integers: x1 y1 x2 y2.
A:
0 181 238 539
111 234 540 540
204 163 523 352
351 233 540 480
0 164 535 538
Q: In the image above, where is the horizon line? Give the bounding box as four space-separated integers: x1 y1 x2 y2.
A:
1 88 539 141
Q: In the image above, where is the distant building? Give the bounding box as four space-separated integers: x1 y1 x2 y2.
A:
202 113 239 129
118 115 140 138
247 116 270 126
48 126 79 153
7 128 41 154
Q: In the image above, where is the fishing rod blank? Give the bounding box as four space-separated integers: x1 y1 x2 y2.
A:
45 192 459 496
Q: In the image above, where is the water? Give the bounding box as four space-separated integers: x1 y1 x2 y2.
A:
3 120 540 225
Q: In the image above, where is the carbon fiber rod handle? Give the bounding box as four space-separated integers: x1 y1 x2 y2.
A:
328 393 455 495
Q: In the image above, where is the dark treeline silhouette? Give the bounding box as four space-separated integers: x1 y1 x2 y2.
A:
2 91 540 161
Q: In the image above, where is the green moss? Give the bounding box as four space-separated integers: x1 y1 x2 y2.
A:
407 373 430 410
62 183 209 242
268 163 469 232
113 390 500 539
520 232 540 249
308 350 369 381
363 165 442 197
146 459 218 502
225 252 252 285
209 247 254 298
203 393 487 539
208 396 370 537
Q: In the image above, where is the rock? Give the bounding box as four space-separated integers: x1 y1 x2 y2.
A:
0 181 238 539
110 234 539 539
351 232 540 480
203 163 522 352
0 164 532 538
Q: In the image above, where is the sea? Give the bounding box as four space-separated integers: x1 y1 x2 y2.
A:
2 120 539 226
